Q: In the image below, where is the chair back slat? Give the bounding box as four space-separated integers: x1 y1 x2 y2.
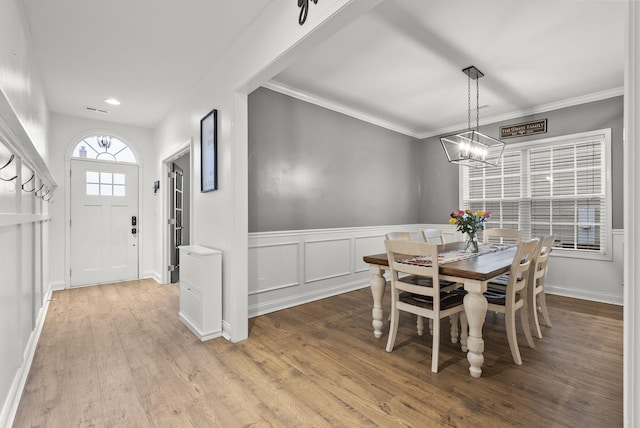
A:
532 235 553 284
386 231 412 241
421 228 445 244
484 228 522 245
385 240 440 295
507 239 539 296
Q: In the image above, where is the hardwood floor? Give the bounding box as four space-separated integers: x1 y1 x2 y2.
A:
13 279 622 427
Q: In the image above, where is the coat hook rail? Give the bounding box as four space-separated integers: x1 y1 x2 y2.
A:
0 154 17 182
22 174 36 191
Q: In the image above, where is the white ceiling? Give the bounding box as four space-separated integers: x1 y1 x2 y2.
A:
22 0 275 128
23 0 625 135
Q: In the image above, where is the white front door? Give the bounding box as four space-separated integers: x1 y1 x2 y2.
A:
70 159 139 287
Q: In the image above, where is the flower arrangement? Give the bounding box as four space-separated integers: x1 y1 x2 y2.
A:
449 209 491 253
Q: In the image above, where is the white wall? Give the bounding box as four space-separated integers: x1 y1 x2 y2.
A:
546 229 624 304
0 1 54 425
47 113 157 287
0 0 49 160
152 0 383 341
624 1 640 425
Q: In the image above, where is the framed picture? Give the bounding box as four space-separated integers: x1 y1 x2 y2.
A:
200 109 218 192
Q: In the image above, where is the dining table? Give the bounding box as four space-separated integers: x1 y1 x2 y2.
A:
363 240 517 378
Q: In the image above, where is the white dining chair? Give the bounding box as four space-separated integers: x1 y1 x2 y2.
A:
386 231 412 241
529 235 554 338
421 228 446 244
384 239 467 373
483 228 523 289
483 238 538 365
384 231 454 336
483 228 522 245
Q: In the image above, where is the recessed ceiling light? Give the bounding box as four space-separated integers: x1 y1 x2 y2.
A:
104 98 121 106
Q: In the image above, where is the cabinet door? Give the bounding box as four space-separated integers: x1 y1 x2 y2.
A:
180 282 202 327
180 252 205 292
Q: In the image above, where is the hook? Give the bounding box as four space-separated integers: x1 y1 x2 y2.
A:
22 174 36 191
0 154 14 170
39 189 52 199
0 154 17 182
43 192 54 202
34 184 46 197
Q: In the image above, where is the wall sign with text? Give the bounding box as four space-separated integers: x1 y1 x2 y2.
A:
500 119 548 139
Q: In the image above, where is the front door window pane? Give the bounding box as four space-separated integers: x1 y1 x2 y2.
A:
86 170 126 197
86 183 99 195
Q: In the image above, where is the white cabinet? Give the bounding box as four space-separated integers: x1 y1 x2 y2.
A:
178 245 222 340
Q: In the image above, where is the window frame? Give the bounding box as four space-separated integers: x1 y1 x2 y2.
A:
458 128 612 261
71 135 137 164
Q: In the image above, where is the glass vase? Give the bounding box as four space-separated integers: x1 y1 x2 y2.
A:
465 232 479 253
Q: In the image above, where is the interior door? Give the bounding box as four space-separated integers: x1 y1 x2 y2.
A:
70 159 139 287
169 163 184 283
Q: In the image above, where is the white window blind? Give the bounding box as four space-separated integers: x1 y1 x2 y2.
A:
461 129 611 258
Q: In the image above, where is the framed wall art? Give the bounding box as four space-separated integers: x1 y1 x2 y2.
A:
200 109 218 192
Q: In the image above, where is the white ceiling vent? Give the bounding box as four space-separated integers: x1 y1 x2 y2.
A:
85 106 110 114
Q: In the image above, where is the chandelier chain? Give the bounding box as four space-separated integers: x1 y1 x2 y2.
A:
467 74 471 131
476 77 480 131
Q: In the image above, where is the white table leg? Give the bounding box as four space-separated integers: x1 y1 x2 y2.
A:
369 264 387 338
463 279 488 378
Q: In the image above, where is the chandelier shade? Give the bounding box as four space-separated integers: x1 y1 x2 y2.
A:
440 129 505 168
440 65 505 168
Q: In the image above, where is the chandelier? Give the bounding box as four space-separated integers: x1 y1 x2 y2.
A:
440 66 505 168
96 135 112 149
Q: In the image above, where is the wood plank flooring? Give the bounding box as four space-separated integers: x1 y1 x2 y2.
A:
13 279 622 427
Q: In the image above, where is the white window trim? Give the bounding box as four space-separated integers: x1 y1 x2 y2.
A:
459 128 613 261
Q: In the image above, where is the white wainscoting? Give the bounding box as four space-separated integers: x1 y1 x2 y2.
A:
545 229 624 305
249 224 454 317
248 225 624 317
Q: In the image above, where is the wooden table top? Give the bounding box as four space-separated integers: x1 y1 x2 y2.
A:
363 241 517 282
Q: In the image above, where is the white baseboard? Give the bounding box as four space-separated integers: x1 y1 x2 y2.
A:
179 313 222 341
249 279 369 318
0 289 53 428
142 270 162 284
49 280 66 291
546 284 623 306
222 320 232 341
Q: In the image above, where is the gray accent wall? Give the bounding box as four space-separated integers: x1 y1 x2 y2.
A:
249 88 623 233
249 87 419 232
418 96 624 229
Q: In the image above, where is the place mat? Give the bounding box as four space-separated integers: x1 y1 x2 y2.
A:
399 243 514 267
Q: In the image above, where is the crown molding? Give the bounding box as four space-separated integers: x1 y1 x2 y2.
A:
416 86 625 139
262 80 421 137
262 80 624 140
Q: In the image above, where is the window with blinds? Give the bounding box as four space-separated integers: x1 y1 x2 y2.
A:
461 129 611 258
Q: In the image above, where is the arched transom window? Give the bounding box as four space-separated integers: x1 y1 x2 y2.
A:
72 135 137 163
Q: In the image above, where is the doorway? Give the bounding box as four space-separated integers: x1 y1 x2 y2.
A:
167 151 191 283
